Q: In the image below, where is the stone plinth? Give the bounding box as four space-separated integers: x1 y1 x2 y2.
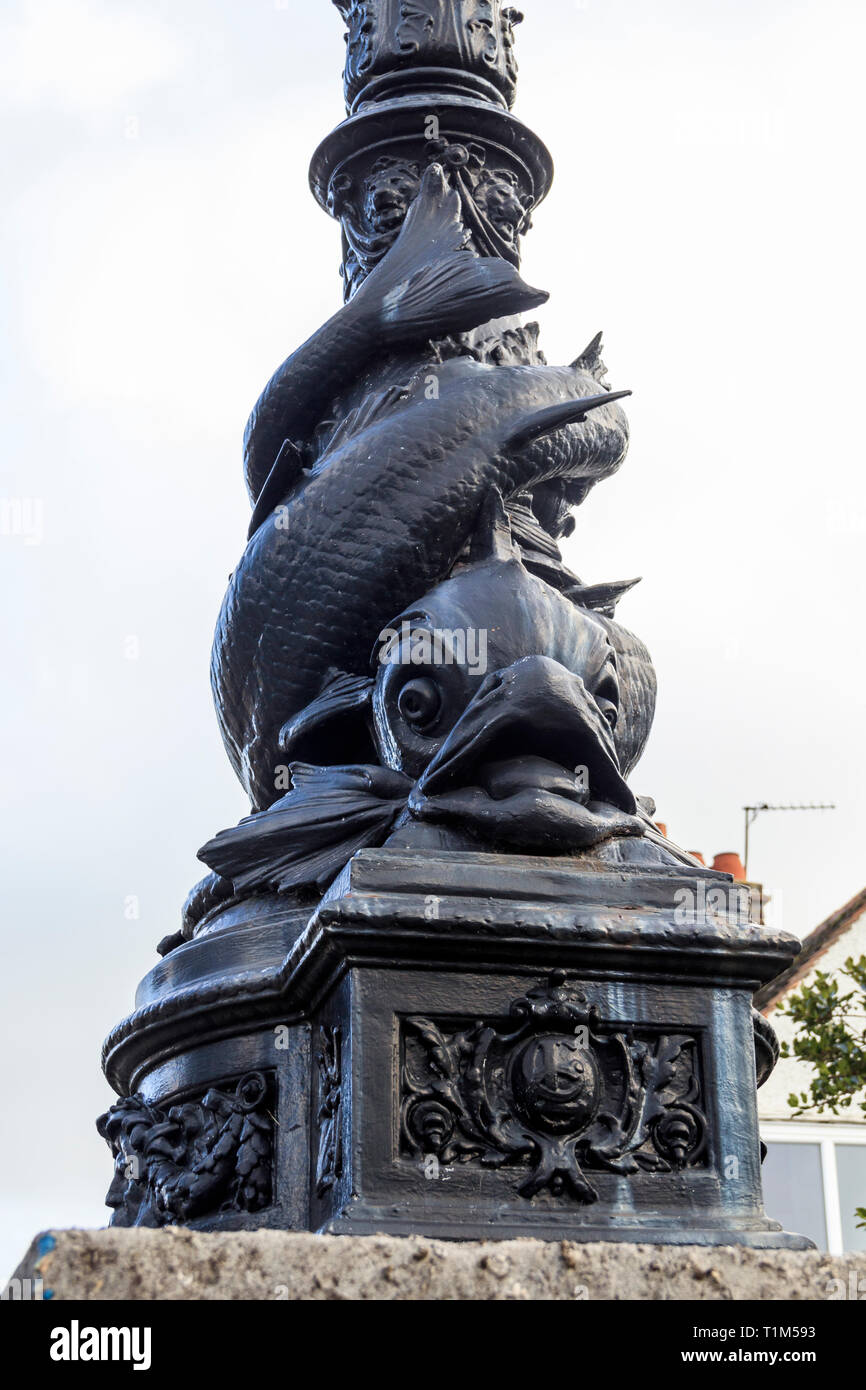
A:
10 1229 866 1302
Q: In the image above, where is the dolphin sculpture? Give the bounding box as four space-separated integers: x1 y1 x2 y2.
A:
199 493 657 899
212 167 632 811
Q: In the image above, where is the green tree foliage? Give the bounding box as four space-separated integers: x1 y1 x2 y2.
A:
779 954 866 1227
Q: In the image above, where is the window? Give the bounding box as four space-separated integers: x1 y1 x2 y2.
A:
836 1145 866 1253
761 1123 866 1254
761 1141 827 1249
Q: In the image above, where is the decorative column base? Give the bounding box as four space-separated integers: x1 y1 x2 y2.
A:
100 849 811 1249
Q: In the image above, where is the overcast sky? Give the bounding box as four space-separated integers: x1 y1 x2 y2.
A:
1 0 864 1275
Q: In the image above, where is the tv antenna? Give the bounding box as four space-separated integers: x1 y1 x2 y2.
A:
743 803 836 878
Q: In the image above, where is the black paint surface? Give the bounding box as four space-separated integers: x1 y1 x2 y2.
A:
99 2 808 1248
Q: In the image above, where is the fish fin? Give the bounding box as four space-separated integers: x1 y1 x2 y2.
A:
505 389 631 452
321 384 413 455
571 331 609 384
520 551 581 592
367 164 548 342
506 496 564 561
565 577 642 618
247 439 304 539
278 670 375 763
198 764 410 894
470 487 521 563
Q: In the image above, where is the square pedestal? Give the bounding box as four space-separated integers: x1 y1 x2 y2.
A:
285 849 808 1247
100 848 810 1248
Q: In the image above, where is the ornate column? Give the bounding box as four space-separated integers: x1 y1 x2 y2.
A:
97 2 810 1249
311 1 551 295
334 0 525 110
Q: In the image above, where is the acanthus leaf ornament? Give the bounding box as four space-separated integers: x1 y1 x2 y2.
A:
401 973 707 1202
315 1025 344 1197
334 0 377 98
333 0 522 109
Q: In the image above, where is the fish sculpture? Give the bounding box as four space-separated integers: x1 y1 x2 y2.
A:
211 167 633 813
199 493 671 901
193 159 669 931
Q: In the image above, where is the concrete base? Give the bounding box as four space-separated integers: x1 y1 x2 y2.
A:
10 1229 866 1301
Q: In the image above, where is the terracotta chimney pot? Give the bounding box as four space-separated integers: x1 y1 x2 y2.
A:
654 822 668 838
689 851 706 865
712 851 746 881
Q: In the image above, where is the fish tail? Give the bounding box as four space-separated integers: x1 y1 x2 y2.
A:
365 164 548 343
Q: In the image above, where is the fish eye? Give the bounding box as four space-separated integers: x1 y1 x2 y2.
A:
597 697 618 729
594 667 620 729
397 677 442 731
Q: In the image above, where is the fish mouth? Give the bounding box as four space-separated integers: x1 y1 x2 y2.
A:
414 655 636 813
408 656 643 852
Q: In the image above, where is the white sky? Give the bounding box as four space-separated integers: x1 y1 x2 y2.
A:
1 0 864 1275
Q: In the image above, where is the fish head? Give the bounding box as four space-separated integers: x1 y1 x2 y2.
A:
402 652 643 852
371 543 625 801
372 607 489 781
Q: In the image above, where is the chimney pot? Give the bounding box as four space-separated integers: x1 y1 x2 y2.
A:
712 851 746 881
